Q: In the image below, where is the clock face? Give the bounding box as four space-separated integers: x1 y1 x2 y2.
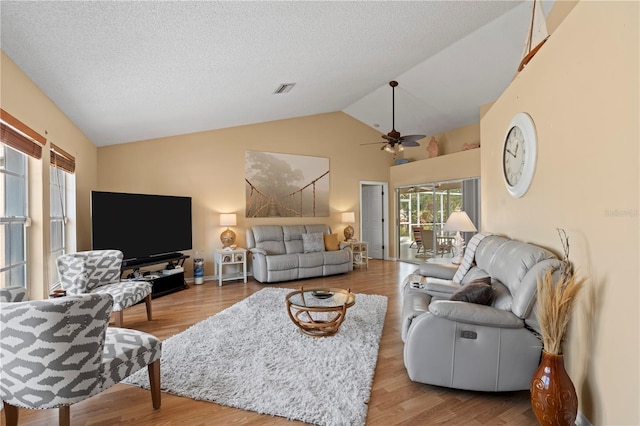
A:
503 126 525 186
502 113 537 198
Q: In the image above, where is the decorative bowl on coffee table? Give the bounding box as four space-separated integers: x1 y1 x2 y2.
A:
285 287 355 337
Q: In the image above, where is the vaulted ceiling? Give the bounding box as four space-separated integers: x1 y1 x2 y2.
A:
0 1 552 147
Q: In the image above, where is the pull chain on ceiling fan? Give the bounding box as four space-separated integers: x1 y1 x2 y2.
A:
361 80 426 154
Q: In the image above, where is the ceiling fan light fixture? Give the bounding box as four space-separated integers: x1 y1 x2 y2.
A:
384 144 394 153
397 144 404 152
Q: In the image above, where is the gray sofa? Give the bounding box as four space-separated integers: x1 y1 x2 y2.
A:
246 224 353 283
401 233 562 392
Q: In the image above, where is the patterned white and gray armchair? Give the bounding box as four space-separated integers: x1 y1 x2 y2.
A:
57 250 153 328
0 288 162 426
0 286 27 302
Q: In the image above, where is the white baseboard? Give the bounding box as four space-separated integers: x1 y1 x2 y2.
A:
186 273 252 284
576 411 593 426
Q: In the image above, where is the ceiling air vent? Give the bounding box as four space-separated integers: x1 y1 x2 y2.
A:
273 83 296 94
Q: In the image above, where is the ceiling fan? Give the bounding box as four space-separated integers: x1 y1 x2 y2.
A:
362 80 426 153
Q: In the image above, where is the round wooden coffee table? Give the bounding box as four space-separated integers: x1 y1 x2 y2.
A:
285 287 356 337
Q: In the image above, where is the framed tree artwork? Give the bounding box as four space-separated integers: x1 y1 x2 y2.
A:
245 151 329 218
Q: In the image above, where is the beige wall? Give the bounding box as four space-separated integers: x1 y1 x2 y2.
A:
1 52 98 299
97 112 392 277
481 2 639 424
402 122 481 162
390 149 481 189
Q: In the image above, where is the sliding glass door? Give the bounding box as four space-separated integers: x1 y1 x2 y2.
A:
397 178 479 264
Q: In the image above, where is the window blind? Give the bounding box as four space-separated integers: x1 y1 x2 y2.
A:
50 143 76 174
0 109 46 159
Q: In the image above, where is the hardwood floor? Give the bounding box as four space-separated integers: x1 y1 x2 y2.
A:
5 260 537 425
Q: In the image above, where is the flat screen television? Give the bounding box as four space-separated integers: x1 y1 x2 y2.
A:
91 191 192 262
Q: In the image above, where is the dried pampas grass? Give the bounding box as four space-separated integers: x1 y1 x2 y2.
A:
536 229 586 355
537 269 585 355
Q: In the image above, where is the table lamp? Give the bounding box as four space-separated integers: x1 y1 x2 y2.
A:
342 211 356 241
220 213 237 248
443 211 477 264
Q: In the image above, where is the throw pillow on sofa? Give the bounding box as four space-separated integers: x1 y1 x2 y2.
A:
323 233 340 251
302 233 325 253
449 276 493 305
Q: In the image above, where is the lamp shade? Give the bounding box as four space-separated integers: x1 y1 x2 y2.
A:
443 211 477 233
220 213 237 227
341 212 355 223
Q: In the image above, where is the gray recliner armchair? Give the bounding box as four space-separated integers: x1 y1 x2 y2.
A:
401 233 561 392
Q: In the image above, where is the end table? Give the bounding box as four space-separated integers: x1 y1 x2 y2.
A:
214 248 248 286
345 241 368 269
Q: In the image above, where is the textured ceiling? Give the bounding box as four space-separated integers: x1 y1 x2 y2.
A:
0 1 552 147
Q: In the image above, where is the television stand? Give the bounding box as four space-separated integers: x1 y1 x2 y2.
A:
121 254 189 298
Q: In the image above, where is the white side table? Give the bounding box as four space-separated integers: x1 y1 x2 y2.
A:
346 241 368 269
214 248 247 286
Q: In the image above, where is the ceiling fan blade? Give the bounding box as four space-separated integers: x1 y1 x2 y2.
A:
399 134 426 143
360 141 387 146
381 134 398 144
400 141 420 147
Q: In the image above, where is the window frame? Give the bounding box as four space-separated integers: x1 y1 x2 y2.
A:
1 143 29 288
49 165 67 288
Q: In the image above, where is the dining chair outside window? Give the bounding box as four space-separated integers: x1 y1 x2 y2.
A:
436 234 453 257
410 226 424 253
420 229 436 257
420 229 452 258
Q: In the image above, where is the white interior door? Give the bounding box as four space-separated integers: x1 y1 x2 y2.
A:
361 184 384 259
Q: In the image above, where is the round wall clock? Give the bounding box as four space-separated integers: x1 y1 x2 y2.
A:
502 112 538 198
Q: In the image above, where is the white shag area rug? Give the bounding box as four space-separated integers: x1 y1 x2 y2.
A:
123 287 387 426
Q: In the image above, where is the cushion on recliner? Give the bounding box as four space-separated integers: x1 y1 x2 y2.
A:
266 254 299 271
491 279 513 311
473 236 510 272
251 226 286 255
302 233 325 253
484 241 556 294
323 233 340 251
322 249 350 265
305 224 330 235
283 225 306 242
298 252 324 268
283 225 306 254
479 240 559 318
449 276 493 305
